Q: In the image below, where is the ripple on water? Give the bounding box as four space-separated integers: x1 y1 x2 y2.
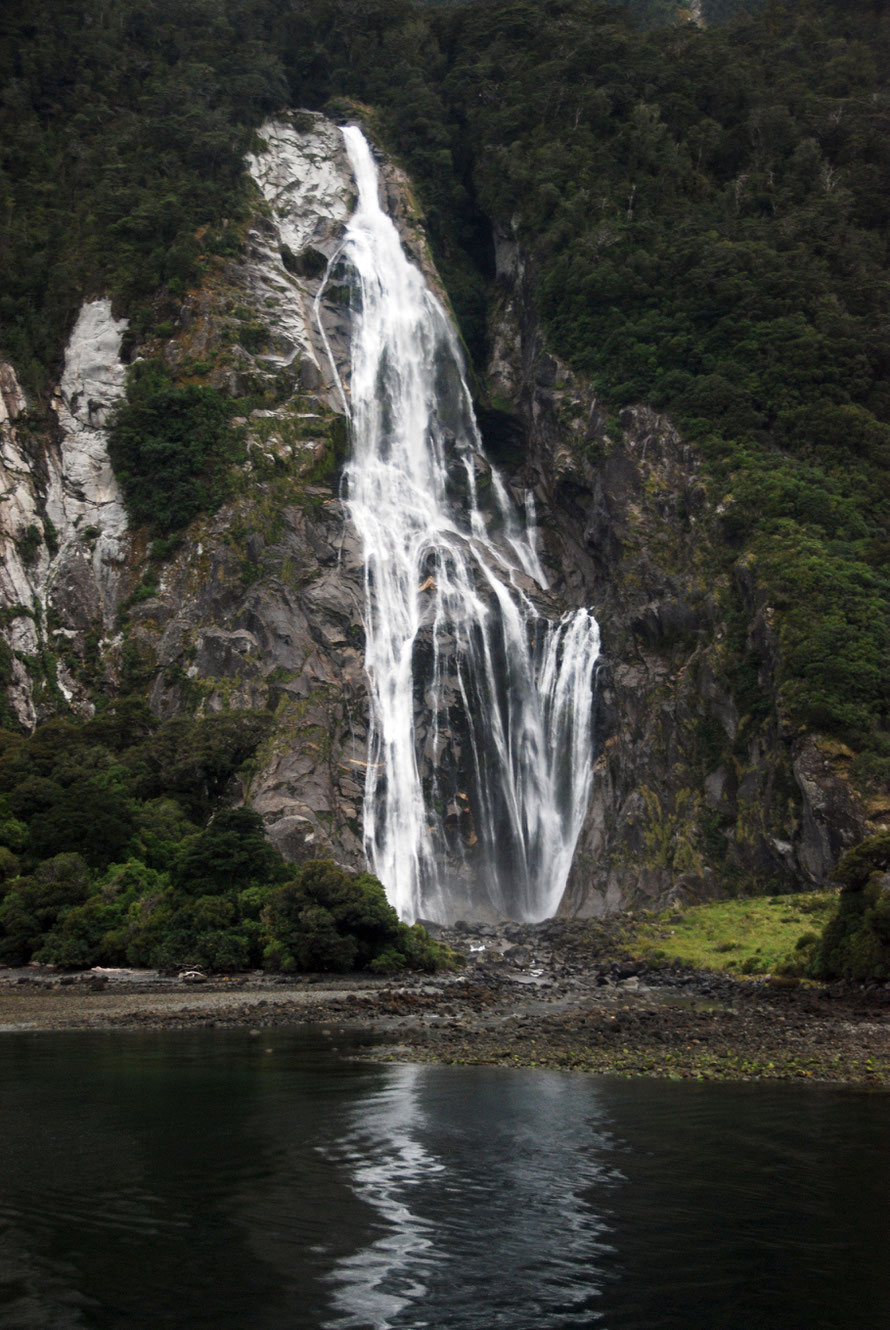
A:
1 1032 889 1330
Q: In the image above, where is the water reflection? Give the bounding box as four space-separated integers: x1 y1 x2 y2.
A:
323 1065 620 1328
322 1065 445 1327
1 1034 889 1330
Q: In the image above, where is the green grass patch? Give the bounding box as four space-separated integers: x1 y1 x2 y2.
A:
626 891 838 976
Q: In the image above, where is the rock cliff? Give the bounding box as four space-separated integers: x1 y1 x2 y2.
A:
0 113 369 869
485 225 872 913
0 301 130 727
0 109 874 917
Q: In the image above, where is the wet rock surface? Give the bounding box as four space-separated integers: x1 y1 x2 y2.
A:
2 923 887 1087
485 233 872 914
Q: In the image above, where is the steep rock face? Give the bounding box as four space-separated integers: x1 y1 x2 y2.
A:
134 494 369 868
0 360 42 726
49 301 131 636
243 115 354 405
127 111 371 867
486 230 868 914
0 112 372 868
1 110 871 914
0 301 131 726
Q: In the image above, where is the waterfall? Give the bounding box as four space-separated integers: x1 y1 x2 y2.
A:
328 126 600 924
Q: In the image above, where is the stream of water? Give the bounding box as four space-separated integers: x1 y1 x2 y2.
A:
328 126 600 925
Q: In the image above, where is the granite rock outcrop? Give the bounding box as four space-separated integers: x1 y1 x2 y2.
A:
484 224 869 913
0 110 873 915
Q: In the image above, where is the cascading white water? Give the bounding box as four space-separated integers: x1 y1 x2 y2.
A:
326 126 601 924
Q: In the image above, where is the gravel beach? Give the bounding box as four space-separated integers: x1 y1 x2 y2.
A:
2 919 888 1086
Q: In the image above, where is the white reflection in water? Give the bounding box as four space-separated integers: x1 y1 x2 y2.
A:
322 1065 444 1328
322 1065 619 1329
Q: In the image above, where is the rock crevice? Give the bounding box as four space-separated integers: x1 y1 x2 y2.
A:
485 232 867 912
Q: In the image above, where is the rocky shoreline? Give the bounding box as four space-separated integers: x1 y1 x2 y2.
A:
2 919 888 1087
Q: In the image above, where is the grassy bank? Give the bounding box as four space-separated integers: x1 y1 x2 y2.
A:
621 891 838 977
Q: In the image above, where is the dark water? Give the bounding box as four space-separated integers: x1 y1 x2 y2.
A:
1 1031 888 1330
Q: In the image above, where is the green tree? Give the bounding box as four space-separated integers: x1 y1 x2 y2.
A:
173 807 288 896
263 859 450 972
0 853 92 964
107 360 245 532
815 832 890 981
127 712 273 821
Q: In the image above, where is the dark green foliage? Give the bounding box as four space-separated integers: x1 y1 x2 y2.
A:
0 646 18 732
0 0 287 392
134 798 200 873
263 859 451 973
0 711 450 972
107 361 245 532
850 735 890 800
815 832 890 981
829 830 890 893
0 709 268 965
82 697 158 753
0 726 138 869
28 780 136 871
401 0 890 751
35 895 128 969
0 853 91 964
753 525 889 739
127 710 274 821
17 525 42 565
173 808 289 897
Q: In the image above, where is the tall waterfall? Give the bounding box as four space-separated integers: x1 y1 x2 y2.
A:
327 126 601 924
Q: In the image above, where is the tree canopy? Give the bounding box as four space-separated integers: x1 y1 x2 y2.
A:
0 708 450 971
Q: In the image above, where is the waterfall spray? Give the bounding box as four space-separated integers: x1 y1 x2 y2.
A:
327 126 600 924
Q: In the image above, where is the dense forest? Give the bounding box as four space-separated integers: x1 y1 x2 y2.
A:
0 707 450 972
1 0 888 973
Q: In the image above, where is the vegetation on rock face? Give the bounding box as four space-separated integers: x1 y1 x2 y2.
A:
399 0 889 756
814 831 890 981
107 360 245 533
0 709 447 972
0 0 287 393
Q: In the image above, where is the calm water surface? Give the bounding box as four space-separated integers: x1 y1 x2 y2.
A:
0 1030 888 1329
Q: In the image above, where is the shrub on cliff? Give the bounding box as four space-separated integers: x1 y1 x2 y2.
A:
126 711 274 822
107 360 245 533
814 832 890 981
262 860 451 973
172 808 289 898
